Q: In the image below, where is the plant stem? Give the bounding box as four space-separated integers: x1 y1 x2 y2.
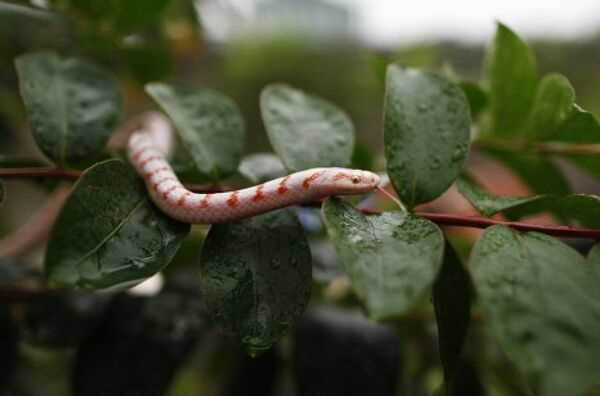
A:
0 167 221 193
2 166 600 239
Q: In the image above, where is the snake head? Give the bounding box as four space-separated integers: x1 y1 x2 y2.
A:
323 168 381 195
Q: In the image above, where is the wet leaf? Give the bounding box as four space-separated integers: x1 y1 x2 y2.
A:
556 104 600 143
238 153 287 184
146 83 245 180
471 226 600 396
459 81 487 119
456 175 546 217
261 84 354 172
433 242 473 393
527 73 575 140
485 22 538 136
45 159 190 290
384 65 471 208
457 176 600 227
15 51 121 168
199 209 312 354
482 148 570 195
322 197 444 319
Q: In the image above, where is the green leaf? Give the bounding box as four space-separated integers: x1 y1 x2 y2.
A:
0 179 4 207
322 197 444 319
433 242 473 393
482 149 570 195
459 81 487 119
527 74 575 140
146 83 245 181
54 0 170 31
238 153 286 184
260 84 354 172
15 51 122 168
471 226 600 396
45 159 190 289
384 65 471 208
485 23 538 136
199 209 312 355
456 176 545 217
553 104 600 143
457 176 600 227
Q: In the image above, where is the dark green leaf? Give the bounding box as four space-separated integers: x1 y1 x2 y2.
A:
457 176 600 227
459 81 487 119
482 149 570 195
199 209 312 355
322 197 444 319
261 84 354 172
471 226 600 396
527 74 575 140
15 51 121 168
238 153 287 184
45 159 190 289
146 83 245 180
0 2 63 50
456 175 545 217
433 242 473 393
485 23 538 136
384 65 471 208
553 104 600 143
53 0 170 31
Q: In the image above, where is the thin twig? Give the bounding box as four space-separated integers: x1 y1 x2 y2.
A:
415 212 600 239
0 167 223 193
2 167 600 239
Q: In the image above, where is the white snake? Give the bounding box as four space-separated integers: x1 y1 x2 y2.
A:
127 113 380 224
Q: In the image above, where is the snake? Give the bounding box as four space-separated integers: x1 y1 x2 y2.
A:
127 112 381 224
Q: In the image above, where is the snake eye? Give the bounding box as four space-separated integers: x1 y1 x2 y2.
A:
351 176 361 184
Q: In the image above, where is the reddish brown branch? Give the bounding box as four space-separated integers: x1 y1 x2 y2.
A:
0 167 80 180
0 167 222 193
2 167 600 239
415 212 600 239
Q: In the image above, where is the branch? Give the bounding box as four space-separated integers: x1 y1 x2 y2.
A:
2 167 600 239
0 167 223 193
415 212 600 239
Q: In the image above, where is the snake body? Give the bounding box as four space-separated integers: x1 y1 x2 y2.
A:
127 113 380 224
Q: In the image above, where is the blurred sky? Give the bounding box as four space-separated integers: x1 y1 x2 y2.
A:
205 0 600 46
346 0 600 45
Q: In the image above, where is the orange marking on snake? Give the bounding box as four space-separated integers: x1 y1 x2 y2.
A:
162 185 177 200
252 184 265 202
333 172 349 181
278 176 290 194
227 191 239 208
177 193 190 207
302 171 323 189
199 194 211 208
139 155 160 168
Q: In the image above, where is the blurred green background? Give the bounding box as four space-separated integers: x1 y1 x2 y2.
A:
2 1 600 395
